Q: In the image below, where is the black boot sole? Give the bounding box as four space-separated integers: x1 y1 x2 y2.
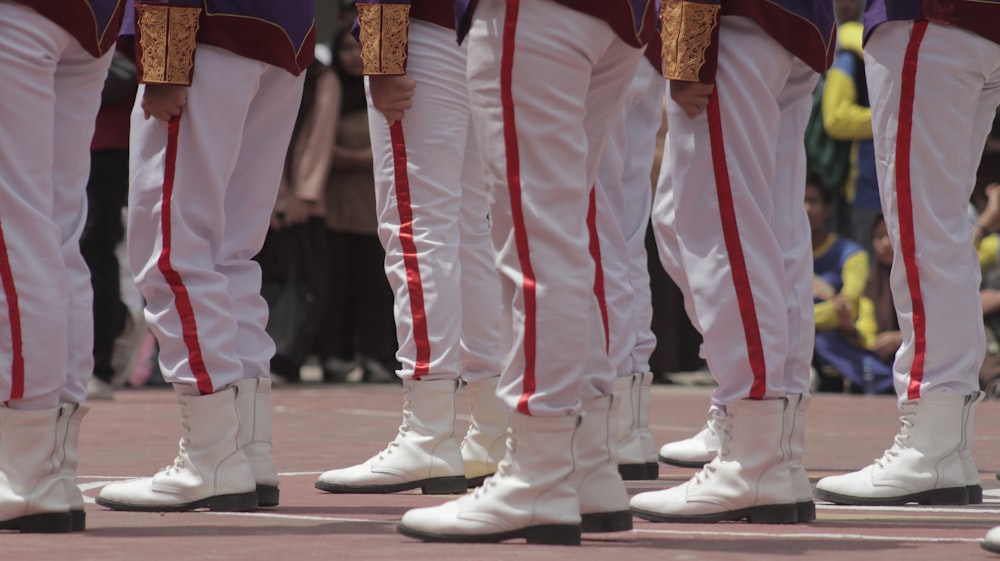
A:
618 462 660 481
632 502 799 524
257 484 279 507
95 491 258 512
315 475 467 495
581 510 633 533
813 485 969 506
0 512 74 533
397 522 582 545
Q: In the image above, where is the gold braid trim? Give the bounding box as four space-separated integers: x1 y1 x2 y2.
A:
661 1 719 82
357 3 410 75
136 4 202 85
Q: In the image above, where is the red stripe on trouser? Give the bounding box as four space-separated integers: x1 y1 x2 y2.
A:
388 121 431 379
156 115 213 395
499 0 537 415
587 186 610 353
706 90 767 399
896 22 929 400
0 216 24 400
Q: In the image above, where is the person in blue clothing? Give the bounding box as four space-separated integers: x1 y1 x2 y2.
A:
805 175 892 395
0 0 124 534
96 0 315 513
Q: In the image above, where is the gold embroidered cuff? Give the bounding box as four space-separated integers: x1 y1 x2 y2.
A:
661 0 720 82
357 3 410 75
135 3 202 86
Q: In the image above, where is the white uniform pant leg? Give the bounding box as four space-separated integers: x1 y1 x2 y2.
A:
129 46 301 393
594 61 662 378
467 0 642 415
770 59 819 397
865 22 1000 402
219 64 305 381
620 61 663 374
0 5 109 408
658 16 813 405
368 21 474 382
457 122 503 383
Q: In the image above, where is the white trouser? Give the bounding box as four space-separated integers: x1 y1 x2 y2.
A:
594 60 663 377
652 16 817 407
368 21 501 383
0 4 112 408
129 46 304 394
467 0 642 416
865 22 1000 402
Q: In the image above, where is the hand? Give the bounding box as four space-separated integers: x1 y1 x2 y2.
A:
871 330 903 361
282 197 316 228
368 74 416 123
141 84 188 121
670 80 714 119
832 294 855 334
270 198 316 230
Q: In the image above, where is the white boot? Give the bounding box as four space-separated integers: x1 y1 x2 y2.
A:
613 374 658 480
631 398 798 524
460 376 507 488
96 386 257 511
235 377 279 507
576 395 632 533
0 406 73 533
397 411 581 545
814 391 975 505
316 378 466 494
784 395 815 522
58 403 88 531
658 408 724 468
960 391 985 504
983 526 1000 554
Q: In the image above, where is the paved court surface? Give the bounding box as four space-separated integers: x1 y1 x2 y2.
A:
7 383 1000 561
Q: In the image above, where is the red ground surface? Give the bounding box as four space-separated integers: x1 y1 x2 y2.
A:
6 384 1000 561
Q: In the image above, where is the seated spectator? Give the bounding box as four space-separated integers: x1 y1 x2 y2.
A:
806 175 891 393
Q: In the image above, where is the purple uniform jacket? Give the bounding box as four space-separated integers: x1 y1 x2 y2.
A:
121 0 315 84
865 0 1000 46
18 0 126 57
660 0 834 83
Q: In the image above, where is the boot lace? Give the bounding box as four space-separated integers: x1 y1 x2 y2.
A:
872 403 917 469
161 413 192 476
691 415 733 486
376 395 413 460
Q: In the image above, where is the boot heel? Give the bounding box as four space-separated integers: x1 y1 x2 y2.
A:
256 484 279 507
968 485 983 505
523 524 581 545
919 486 969 505
747 503 798 524
13 512 74 533
420 476 468 495
618 463 659 481
466 474 491 488
796 501 816 523
581 510 633 533
207 492 259 512
70 509 86 532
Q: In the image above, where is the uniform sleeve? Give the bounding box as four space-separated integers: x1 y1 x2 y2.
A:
132 0 203 85
356 0 412 75
839 250 869 304
659 0 720 83
854 296 878 350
